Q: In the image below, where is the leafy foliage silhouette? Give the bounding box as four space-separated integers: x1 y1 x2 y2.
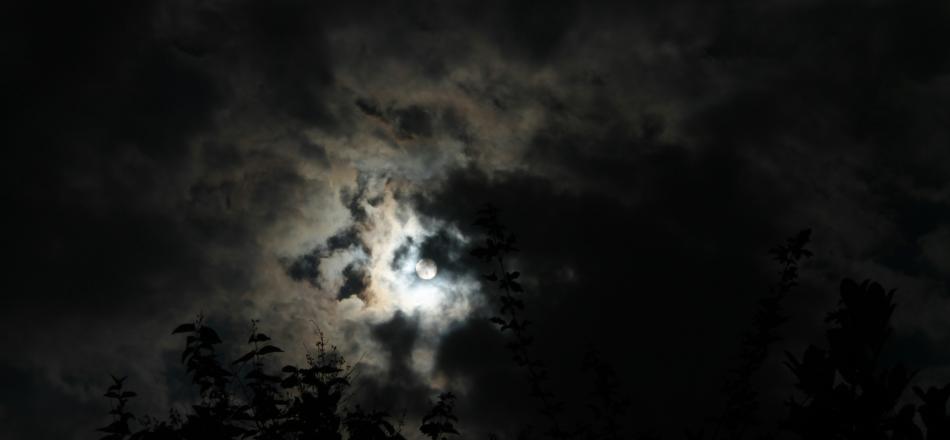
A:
99 375 136 439
469 209 950 440
419 392 460 440
471 204 571 439
706 229 813 440
784 279 950 440
470 205 633 440
97 317 431 440
580 347 630 440
98 207 950 440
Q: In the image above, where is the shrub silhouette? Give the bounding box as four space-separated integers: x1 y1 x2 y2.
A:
97 206 628 440
97 317 421 440
468 209 950 440
704 229 813 440
99 375 137 439
580 347 630 440
470 204 570 439
419 392 460 440
784 279 950 440
98 207 950 440
470 205 633 440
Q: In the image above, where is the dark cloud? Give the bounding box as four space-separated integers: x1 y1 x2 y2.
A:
297 136 331 167
284 226 366 287
417 228 469 276
210 0 336 124
472 0 579 62
327 227 364 252
5 0 950 438
336 312 434 421
0 365 102 439
390 237 415 272
2 1 339 436
355 97 386 118
338 263 370 300
372 312 421 385
4 0 231 324
353 99 446 142
417 163 792 432
384 222 472 282
435 319 536 436
286 248 323 287
394 105 434 140
341 174 373 223
439 107 474 143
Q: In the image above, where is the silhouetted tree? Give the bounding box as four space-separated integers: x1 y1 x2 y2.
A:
419 392 460 440
711 229 813 440
581 347 629 440
98 375 136 439
470 205 633 440
343 406 406 440
98 209 950 440
471 204 570 439
912 384 950 439
172 315 246 439
97 318 417 440
784 279 950 440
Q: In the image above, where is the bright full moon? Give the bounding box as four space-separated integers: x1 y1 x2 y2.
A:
415 258 438 280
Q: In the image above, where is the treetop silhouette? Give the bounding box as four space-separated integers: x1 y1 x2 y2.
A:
97 208 950 440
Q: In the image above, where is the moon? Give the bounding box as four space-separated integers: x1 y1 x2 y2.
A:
415 258 438 280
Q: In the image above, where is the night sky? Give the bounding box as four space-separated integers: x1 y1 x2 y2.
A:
3 1 950 439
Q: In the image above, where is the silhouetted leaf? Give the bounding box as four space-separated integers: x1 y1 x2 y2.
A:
257 345 283 355
280 376 299 388
246 369 281 383
171 323 195 334
232 349 257 365
249 333 271 343
198 326 222 344
97 420 130 434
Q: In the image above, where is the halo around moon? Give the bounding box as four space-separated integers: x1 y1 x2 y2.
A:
415 258 438 280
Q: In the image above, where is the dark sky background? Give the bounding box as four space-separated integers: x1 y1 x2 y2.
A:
3 1 950 439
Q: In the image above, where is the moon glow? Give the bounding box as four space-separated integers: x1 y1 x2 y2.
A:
415 258 438 280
